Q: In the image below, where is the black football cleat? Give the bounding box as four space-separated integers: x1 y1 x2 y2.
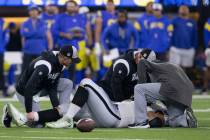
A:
2 104 12 128
128 120 150 128
186 107 198 128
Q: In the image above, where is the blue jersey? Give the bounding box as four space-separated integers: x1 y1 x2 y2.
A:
204 18 210 48
97 10 117 32
52 13 87 48
134 13 153 48
0 18 9 53
40 12 57 30
172 17 197 49
163 0 193 5
40 12 58 47
21 18 48 55
147 16 173 53
102 21 139 53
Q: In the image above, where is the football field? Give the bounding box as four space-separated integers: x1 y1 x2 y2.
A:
0 96 209 140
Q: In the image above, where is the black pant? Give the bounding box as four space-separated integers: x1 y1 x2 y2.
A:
22 53 39 73
0 53 5 90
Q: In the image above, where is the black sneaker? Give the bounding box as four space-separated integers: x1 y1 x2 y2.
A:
2 104 12 128
128 120 150 128
186 107 198 128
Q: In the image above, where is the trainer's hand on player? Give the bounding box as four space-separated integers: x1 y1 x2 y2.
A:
27 112 35 122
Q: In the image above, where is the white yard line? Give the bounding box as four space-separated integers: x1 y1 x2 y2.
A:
0 136 163 140
194 108 210 112
193 95 210 99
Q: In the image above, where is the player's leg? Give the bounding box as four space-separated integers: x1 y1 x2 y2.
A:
180 48 195 68
57 78 73 115
169 47 181 65
81 79 121 127
5 102 62 127
46 78 120 128
129 83 162 128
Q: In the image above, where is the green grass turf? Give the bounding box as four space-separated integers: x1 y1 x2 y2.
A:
0 98 209 140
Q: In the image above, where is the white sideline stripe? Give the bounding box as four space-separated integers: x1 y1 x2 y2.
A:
0 95 209 102
0 97 50 102
0 136 164 140
193 95 210 99
194 108 210 112
199 118 210 121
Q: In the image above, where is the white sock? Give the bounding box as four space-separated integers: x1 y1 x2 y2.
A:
64 103 81 119
33 112 39 121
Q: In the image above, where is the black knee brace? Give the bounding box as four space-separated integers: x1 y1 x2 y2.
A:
72 86 89 107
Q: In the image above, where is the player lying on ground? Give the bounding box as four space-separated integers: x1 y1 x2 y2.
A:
2 45 80 128
3 100 165 128
128 59 197 128
45 49 157 128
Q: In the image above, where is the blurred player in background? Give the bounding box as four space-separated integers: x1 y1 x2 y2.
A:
52 0 92 84
203 18 210 94
40 1 59 47
46 49 156 128
134 2 154 49
169 5 197 75
0 17 9 96
102 10 139 54
2 45 79 128
94 0 117 81
21 5 53 71
147 3 173 61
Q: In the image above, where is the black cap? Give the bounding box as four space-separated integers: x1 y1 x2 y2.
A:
140 49 156 61
134 49 156 61
60 45 81 63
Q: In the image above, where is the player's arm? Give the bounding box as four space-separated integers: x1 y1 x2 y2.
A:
47 82 59 109
111 62 128 101
20 23 37 38
46 30 53 50
131 24 139 49
137 59 151 84
192 21 198 49
101 26 111 52
24 62 51 113
86 21 93 47
94 11 103 44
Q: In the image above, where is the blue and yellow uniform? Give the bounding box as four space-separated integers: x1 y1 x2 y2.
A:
40 12 57 47
0 18 8 54
97 10 117 33
21 18 48 55
204 18 210 48
102 21 139 53
172 17 197 49
147 16 173 53
53 13 87 48
0 18 9 92
40 12 57 30
134 13 153 49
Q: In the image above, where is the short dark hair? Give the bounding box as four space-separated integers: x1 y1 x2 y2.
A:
107 0 114 3
65 0 78 6
117 9 128 18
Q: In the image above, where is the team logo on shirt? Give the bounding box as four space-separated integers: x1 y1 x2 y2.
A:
48 73 60 80
187 22 193 27
132 73 138 81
